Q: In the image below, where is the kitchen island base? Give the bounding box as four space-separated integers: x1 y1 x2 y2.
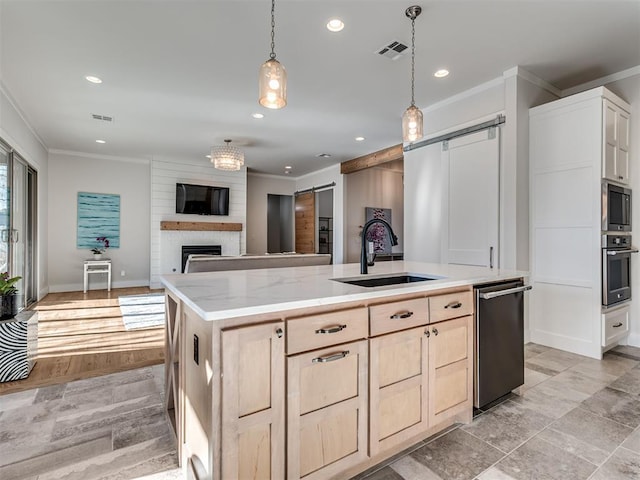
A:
165 285 477 480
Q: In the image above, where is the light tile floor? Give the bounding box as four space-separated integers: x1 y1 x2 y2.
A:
1 344 640 479
355 343 640 480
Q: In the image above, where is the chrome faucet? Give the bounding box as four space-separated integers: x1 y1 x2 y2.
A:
360 218 398 274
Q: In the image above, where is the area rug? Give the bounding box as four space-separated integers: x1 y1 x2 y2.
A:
118 294 165 330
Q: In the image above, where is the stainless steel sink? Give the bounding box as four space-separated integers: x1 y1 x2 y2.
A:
332 273 441 288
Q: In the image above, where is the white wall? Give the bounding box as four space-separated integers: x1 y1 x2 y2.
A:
0 85 49 299
345 167 404 263
296 164 345 264
246 173 295 254
150 157 247 288
47 151 150 292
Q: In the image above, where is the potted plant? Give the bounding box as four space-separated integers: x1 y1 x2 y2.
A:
91 236 110 260
0 272 21 320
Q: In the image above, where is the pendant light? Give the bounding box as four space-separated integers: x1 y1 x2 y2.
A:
211 139 244 171
259 0 287 109
402 5 423 143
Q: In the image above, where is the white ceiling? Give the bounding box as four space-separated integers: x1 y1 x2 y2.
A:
1 0 639 176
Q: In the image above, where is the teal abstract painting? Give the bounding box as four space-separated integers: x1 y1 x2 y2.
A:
77 192 120 249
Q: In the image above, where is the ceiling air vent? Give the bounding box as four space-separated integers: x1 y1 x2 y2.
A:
375 40 408 60
91 114 114 122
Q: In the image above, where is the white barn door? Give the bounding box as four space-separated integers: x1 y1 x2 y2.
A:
441 128 499 267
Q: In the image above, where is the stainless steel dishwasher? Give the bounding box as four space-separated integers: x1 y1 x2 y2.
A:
474 280 532 408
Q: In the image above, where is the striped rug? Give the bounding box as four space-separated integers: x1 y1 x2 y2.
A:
118 294 165 330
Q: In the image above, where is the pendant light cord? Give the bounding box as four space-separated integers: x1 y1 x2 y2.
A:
410 16 416 107
270 0 276 60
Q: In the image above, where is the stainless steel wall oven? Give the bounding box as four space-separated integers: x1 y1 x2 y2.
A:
602 182 632 232
602 234 637 307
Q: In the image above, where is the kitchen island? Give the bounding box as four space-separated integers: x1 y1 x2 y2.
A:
161 261 527 480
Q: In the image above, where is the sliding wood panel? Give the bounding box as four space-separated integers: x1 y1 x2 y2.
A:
295 192 315 254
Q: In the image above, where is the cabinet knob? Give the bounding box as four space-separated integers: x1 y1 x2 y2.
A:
424 329 430 338
275 328 284 338
432 328 439 336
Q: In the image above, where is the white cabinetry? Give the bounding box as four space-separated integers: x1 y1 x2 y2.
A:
603 100 631 184
529 86 631 359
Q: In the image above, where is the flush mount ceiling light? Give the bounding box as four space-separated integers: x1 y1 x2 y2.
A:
259 0 287 109
401 5 423 143
211 139 244 171
327 18 344 32
85 75 102 84
434 69 449 78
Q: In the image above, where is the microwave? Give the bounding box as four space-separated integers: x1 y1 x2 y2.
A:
602 182 631 232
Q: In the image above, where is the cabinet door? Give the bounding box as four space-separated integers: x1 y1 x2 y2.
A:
369 326 429 455
221 322 285 480
288 340 368 480
428 316 473 425
603 100 631 184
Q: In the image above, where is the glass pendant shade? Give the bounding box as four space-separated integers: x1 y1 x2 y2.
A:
402 105 423 142
259 58 287 109
211 141 244 171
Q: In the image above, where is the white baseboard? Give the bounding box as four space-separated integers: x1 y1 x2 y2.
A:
48 279 150 293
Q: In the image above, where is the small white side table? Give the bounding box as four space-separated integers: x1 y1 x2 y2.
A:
84 259 112 293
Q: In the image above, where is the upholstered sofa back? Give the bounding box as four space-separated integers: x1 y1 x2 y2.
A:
184 253 332 273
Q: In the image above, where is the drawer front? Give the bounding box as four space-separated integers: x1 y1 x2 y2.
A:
429 290 473 323
293 342 363 414
602 305 630 347
287 307 368 355
369 297 428 336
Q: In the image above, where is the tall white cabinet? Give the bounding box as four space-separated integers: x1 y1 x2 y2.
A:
529 86 631 359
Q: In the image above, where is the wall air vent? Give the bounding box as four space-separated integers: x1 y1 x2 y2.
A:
91 114 114 122
375 40 408 60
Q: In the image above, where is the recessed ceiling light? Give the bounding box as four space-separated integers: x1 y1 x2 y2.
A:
316 153 332 158
206 155 212 159
326 18 344 32
285 166 292 169
355 136 365 142
285 170 291 175
252 113 264 119
85 75 102 84
434 69 449 78
95 139 106 144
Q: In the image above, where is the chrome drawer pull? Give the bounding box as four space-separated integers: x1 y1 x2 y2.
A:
613 322 623 328
445 301 462 309
390 311 413 320
315 324 347 334
312 351 349 363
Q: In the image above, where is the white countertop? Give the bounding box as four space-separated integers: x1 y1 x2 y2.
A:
160 261 528 322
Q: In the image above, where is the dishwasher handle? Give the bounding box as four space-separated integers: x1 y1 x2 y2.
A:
479 284 532 300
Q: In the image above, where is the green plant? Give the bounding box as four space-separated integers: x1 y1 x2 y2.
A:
0 272 21 295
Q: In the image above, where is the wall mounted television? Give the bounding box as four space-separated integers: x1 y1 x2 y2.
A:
176 183 230 215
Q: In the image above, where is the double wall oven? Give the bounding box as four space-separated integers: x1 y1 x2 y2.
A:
602 182 637 308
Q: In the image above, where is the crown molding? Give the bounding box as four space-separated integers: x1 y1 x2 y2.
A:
49 149 151 165
562 65 640 97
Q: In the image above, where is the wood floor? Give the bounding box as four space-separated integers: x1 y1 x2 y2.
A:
0 286 165 396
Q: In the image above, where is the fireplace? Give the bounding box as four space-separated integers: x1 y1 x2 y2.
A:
182 245 221 273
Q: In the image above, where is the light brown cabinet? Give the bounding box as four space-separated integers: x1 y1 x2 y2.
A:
369 326 429 454
428 315 473 425
221 322 285 480
286 307 369 479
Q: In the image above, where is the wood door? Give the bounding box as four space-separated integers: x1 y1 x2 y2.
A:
221 322 285 480
295 192 315 253
287 340 368 480
441 129 499 267
428 316 473 426
369 326 429 455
